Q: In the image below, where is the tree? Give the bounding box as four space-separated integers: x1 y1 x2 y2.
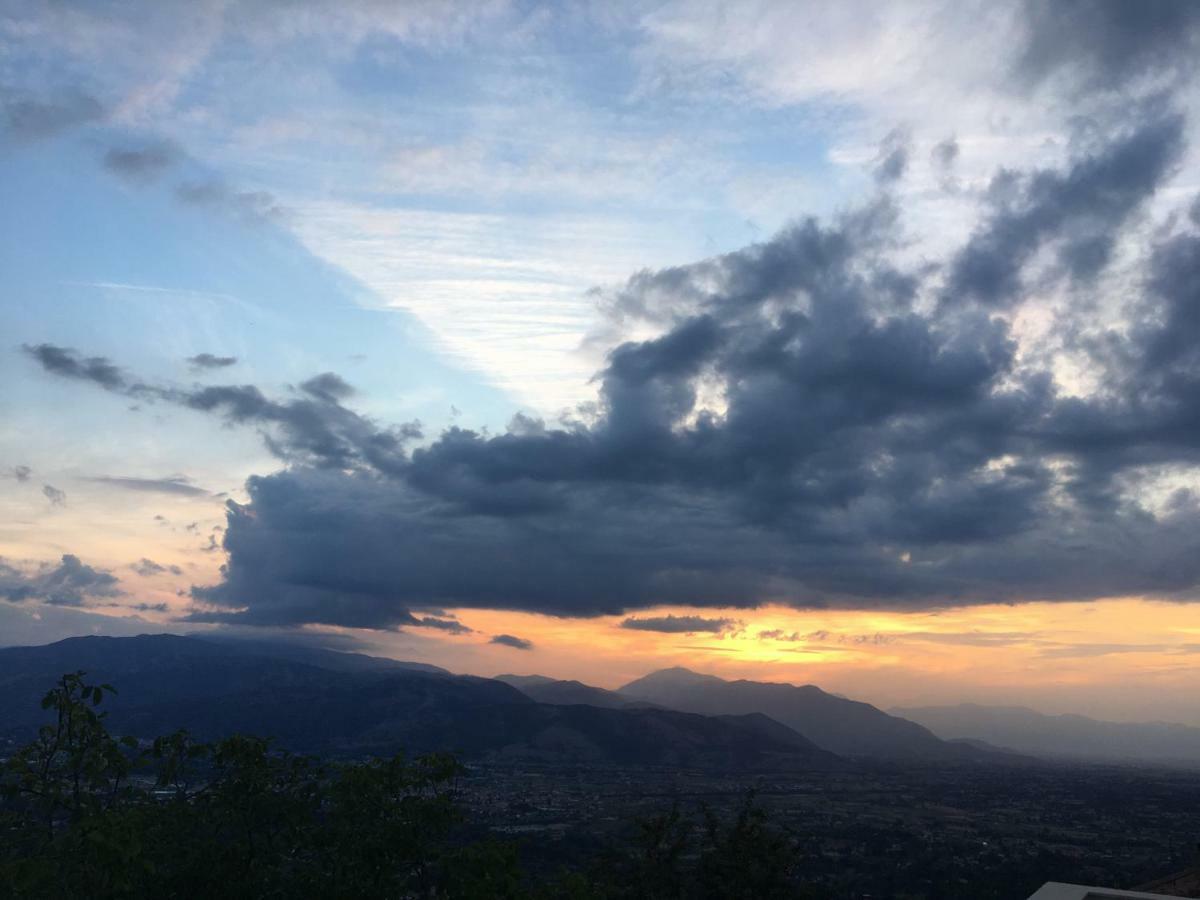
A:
1 672 813 899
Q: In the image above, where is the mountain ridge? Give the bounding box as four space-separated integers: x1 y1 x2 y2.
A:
0 634 838 771
893 702 1200 767
618 666 1012 762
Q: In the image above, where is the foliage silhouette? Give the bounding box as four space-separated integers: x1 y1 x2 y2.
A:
1 672 813 899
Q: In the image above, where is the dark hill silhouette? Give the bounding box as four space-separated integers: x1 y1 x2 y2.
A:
619 666 1009 762
0 634 837 770
496 674 639 708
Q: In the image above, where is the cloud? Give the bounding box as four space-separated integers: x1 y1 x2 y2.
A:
1014 0 1200 92
930 137 959 169
11 465 31 482
87 475 209 497
2 89 104 141
413 615 473 634
490 633 533 650
103 142 180 182
757 629 803 642
944 110 1185 306
874 127 910 184
23 346 421 475
41 484 66 507
186 353 238 370
175 180 284 223
299 372 355 402
24 343 127 390
125 602 170 614
130 558 183 577
0 554 120 607
27 102 1200 632
621 614 739 634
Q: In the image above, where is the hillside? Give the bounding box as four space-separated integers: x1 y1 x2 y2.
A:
496 674 637 708
619 667 1007 762
0 634 837 770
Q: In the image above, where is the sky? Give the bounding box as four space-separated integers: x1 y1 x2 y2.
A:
4 0 1200 724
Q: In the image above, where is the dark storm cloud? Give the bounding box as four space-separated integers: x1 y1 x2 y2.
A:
945 110 1184 306
0 554 120 607
187 354 239 371
179 381 419 472
1016 0 1200 91
88 475 210 497
27 107 1200 631
489 634 533 651
176 180 284 223
2 89 104 141
42 484 66 507
103 142 180 182
621 615 739 634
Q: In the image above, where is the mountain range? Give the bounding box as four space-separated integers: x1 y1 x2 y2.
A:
612 666 1005 761
893 703 1200 767
0 634 1068 768
0 634 838 770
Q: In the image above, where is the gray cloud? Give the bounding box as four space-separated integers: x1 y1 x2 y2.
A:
24 343 127 390
931 137 959 170
88 475 210 497
23 345 421 475
945 110 1184 306
42 484 66 507
176 180 284 223
27 106 1200 632
11 465 31 482
489 633 533 650
103 142 180 183
414 616 473 634
131 558 183 577
187 353 239 371
621 615 739 634
1015 0 1200 92
300 372 355 402
874 128 910 184
757 629 803 642
126 602 170 614
2 90 104 142
0 554 120 607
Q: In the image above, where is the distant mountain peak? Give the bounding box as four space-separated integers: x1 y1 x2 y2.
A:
620 666 725 690
496 674 557 687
